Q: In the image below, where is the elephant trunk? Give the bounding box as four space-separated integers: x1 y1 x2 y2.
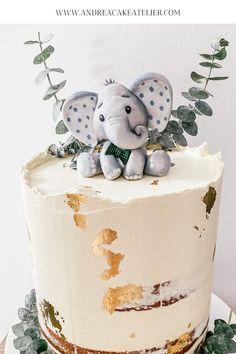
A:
105 119 148 150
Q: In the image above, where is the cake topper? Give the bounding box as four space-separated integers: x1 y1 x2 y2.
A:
24 34 229 180
62 73 173 180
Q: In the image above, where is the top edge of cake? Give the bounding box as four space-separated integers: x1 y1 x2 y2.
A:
21 143 223 204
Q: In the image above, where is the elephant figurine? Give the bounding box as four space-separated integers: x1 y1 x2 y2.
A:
63 72 173 181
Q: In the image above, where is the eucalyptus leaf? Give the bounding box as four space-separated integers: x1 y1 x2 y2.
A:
181 92 197 101
49 67 64 73
214 47 227 60
208 76 229 81
24 326 41 340
230 324 236 334
182 121 198 136
52 100 64 121
56 120 69 134
24 40 40 45
191 71 206 83
226 339 236 353
194 108 202 116
177 105 196 122
25 338 48 354
35 69 50 85
41 33 53 43
33 45 54 65
199 62 222 68
199 53 214 60
159 132 175 149
13 336 32 351
43 80 66 100
171 110 178 118
172 134 187 146
189 87 209 99
12 322 29 337
166 120 183 134
195 101 213 116
18 307 29 321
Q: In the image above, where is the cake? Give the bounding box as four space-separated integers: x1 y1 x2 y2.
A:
20 143 223 354
18 35 231 354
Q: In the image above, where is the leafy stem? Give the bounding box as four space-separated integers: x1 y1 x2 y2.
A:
203 49 216 91
37 32 59 102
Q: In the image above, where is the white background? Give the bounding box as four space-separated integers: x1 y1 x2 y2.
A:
0 23 236 340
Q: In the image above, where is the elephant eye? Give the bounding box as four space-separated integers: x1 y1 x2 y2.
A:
99 114 105 122
125 106 131 114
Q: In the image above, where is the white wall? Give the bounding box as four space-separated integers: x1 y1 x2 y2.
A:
0 24 235 339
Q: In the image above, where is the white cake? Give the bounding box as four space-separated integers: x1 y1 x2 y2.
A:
20 143 223 354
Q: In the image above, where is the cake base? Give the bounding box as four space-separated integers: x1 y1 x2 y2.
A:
5 294 235 354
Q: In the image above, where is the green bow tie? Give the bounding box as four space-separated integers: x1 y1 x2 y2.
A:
105 143 131 165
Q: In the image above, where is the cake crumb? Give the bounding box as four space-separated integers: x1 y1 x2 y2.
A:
150 179 159 185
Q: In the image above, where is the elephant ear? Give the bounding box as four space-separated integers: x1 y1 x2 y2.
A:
130 73 173 132
63 91 98 147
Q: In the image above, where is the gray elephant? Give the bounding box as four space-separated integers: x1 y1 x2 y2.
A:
63 72 173 180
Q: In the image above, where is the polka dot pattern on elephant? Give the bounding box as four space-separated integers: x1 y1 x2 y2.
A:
131 73 173 133
63 92 98 147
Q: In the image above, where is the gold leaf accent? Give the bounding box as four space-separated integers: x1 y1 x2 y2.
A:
92 228 124 280
150 179 159 185
103 283 143 314
66 193 87 230
193 225 199 231
167 332 191 354
202 186 217 218
129 332 136 338
39 299 66 340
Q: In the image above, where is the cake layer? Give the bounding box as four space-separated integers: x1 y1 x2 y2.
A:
20 143 223 352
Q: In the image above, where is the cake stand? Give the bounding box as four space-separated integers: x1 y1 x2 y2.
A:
4 294 236 354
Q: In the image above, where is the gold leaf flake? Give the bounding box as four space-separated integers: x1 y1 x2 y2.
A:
39 299 66 340
193 225 199 231
66 193 87 230
202 186 217 218
150 179 159 185
129 332 136 338
92 228 124 280
103 283 143 314
167 332 191 354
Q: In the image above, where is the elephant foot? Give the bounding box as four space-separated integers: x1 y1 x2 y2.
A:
104 167 122 181
145 150 171 177
124 173 143 180
77 152 102 177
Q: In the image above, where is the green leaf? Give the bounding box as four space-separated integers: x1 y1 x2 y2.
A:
206 334 227 353
55 120 69 134
25 338 48 354
199 62 222 68
189 87 209 99
24 326 41 340
226 339 236 353
171 110 178 118
219 38 229 47
194 108 202 116
191 71 206 83
159 132 175 149
214 322 235 338
182 121 198 136
12 322 29 337
208 76 228 81
181 92 197 101
199 53 214 60
195 101 213 116
13 336 32 351
43 80 66 100
52 100 65 121
50 67 64 73
35 68 64 85
33 45 54 65
230 324 236 334
214 47 227 60
173 134 187 146
24 40 40 45
177 105 196 122
166 120 183 134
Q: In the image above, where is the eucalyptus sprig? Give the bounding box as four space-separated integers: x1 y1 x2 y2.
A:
154 38 229 150
195 318 236 354
24 32 68 135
